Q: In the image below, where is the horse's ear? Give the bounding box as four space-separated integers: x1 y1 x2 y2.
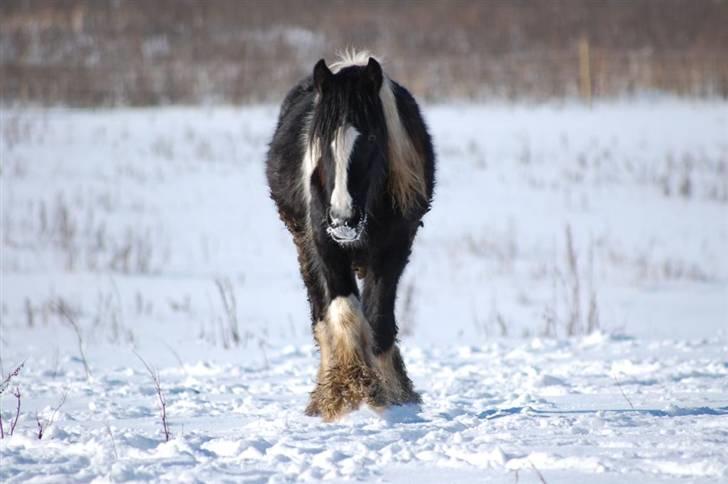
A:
313 59 332 94
365 57 383 92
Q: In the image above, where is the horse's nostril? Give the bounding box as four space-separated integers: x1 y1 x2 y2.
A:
350 207 359 223
328 213 346 228
327 209 345 227
329 207 358 228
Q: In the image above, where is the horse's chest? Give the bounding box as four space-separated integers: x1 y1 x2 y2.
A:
351 250 369 280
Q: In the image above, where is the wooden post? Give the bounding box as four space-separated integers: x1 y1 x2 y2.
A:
579 36 592 105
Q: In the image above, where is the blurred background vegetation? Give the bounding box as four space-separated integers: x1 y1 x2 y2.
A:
2 0 727 106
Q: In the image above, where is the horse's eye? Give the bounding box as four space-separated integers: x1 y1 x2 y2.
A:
367 134 376 143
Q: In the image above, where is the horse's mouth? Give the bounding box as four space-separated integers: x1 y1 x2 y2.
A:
326 214 367 245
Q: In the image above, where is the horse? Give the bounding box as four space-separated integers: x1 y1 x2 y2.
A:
265 50 435 421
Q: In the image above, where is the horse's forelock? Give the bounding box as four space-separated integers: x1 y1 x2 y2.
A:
329 49 377 73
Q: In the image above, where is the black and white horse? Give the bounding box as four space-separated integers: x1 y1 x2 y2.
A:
266 50 435 421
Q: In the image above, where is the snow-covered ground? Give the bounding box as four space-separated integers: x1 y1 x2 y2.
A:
1 99 727 482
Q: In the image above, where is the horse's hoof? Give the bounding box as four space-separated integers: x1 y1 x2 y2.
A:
305 360 385 421
366 379 388 409
403 389 422 405
304 393 321 417
374 345 420 406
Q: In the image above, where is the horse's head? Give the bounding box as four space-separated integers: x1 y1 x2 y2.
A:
307 57 388 246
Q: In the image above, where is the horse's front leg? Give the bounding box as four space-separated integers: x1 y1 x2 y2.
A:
362 235 421 407
305 238 384 421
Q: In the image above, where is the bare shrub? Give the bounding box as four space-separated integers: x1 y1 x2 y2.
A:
214 277 240 346
541 225 600 337
98 278 132 344
134 351 170 442
109 227 154 274
529 461 549 484
24 298 34 327
541 270 559 338
168 295 191 314
613 375 635 410
35 393 67 440
95 291 119 340
53 299 92 379
586 292 600 334
10 387 21 436
564 226 581 336
474 296 511 338
397 280 417 337
0 362 25 439
52 194 77 271
679 172 693 198
465 222 518 274
487 296 509 338
0 362 24 395
586 243 600 333
106 423 119 460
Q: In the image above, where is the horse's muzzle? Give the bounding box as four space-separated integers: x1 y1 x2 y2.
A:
326 211 367 245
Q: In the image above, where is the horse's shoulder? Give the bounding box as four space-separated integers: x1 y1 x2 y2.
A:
270 77 315 156
279 77 315 119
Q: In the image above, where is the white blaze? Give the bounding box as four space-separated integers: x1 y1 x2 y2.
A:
330 125 359 219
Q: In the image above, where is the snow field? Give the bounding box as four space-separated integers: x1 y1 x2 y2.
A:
1 99 727 482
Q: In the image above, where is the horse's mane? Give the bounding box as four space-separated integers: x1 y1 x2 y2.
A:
308 49 428 214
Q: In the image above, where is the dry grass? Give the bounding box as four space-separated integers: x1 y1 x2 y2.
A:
2 1 727 105
539 225 601 338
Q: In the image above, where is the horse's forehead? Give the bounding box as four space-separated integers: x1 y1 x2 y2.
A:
322 85 374 119
330 124 360 157
333 65 365 82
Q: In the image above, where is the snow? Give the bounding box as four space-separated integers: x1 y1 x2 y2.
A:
1 98 727 482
